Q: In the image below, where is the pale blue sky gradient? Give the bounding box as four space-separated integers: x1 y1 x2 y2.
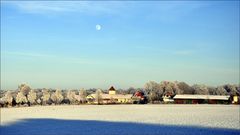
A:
1 1 239 90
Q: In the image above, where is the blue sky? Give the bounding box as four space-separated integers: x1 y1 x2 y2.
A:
1 1 239 90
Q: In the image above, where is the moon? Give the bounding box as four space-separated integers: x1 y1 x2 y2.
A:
96 24 101 30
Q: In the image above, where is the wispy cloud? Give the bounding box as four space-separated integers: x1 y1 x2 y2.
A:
2 51 98 65
3 51 55 58
2 1 208 19
173 50 195 55
145 1 209 23
2 1 124 15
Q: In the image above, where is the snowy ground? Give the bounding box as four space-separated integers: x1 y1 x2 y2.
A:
0 104 239 135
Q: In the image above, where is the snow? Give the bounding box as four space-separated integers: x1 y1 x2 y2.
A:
0 105 239 135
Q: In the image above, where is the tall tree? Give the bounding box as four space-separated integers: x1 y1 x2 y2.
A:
160 81 182 95
27 90 37 105
144 81 162 103
67 90 77 104
79 89 87 104
18 84 31 96
4 91 13 107
51 89 64 104
16 92 28 105
41 89 50 105
177 82 193 94
95 89 103 105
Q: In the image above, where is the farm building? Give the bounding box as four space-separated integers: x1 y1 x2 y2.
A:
173 95 230 104
87 86 133 104
162 92 174 103
132 91 148 104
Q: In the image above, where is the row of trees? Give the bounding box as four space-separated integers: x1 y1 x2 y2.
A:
0 82 239 107
144 81 239 103
0 84 89 107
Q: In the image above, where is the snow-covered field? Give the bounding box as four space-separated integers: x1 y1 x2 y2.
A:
1 105 239 135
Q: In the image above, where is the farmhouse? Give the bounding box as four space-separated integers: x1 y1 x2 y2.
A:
173 95 230 104
132 91 148 104
87 86 133 104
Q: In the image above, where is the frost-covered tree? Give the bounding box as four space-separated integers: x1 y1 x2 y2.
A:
192 84 209 95
79 89 87 104
41 89 50 105
67 90 77 104
5 91 13 106
208 86 216 95
215 86 228 95
164 85 174 94
36 90 43 105
224 84 238 96
27 90 37 105
51 89 63 105
177 82 193 94
16 92 28 105
160 81 182 95
95 89 102 105
0 97 6 107
144 81 162 103
61 90 70 104
18 84 31 96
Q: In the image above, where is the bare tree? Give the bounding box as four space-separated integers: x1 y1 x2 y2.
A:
192 84 209 95
51 89 64 105
16 92 28 105
41 89 50 105
18 84 31 96
95 89 103 105
27 90 37 105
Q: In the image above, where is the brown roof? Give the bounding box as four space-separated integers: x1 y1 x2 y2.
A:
109 86 115 91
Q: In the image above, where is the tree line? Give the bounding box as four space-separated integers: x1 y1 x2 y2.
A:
144 81 239 103
0 84 89 107
0 81 239 107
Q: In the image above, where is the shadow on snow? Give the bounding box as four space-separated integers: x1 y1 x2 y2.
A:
0 118 239 135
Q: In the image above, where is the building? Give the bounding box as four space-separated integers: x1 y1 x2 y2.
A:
109 86 116 95
87 86 133 104
162 92 174 103
132 91 148 104
173 95 230 104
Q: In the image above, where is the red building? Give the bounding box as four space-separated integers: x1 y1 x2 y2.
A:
173 95 230 104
